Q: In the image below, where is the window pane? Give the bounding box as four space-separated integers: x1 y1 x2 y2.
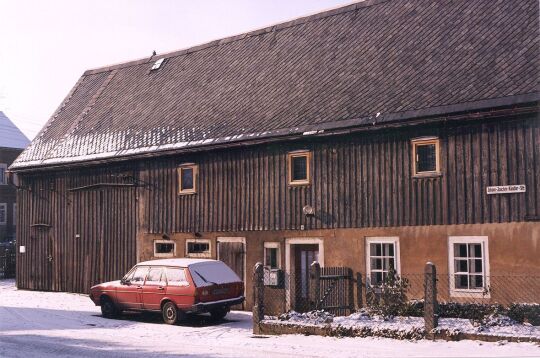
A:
187 242 209 254
166 268 189 286
371 272 383 286
181 168 194 190
131 267 149 284
146 268 164 285
470 244 482 258
471 275 483 289
416 144 436 173
265 247 278 269
454 243 467 258
472 259 483 273
388 258 395 270
454 259 468 273
455 274 469 289
291 155 307 181
155 242 174 254
371 258 382 270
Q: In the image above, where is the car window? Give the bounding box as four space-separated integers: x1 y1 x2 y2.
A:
145 267 165 286
165 267 189 287
130 266 149 285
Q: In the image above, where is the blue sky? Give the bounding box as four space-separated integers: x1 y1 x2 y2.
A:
0 0 354 140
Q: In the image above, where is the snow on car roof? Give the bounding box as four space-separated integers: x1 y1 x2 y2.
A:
137 258 216 267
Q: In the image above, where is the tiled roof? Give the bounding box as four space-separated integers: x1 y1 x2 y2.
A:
12 0 539 169
0 111 30 150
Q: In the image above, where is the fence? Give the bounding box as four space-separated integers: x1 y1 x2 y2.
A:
253 262 540 334
0 246 16 279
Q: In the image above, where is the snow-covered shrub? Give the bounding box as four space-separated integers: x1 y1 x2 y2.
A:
507 303 540 326
365 267 410 318
278 310 334 325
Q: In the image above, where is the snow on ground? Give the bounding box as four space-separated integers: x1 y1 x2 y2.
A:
0 280 539 358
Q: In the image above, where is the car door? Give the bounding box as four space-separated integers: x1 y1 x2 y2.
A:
142 267 166 311
116 266 148 310
165 267 193 310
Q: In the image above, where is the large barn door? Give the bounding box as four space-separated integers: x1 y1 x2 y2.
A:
217 238 245 309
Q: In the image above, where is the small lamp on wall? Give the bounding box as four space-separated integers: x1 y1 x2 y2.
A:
194 232 202 238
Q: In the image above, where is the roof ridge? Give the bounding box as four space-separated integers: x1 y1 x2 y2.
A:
83 0 391 75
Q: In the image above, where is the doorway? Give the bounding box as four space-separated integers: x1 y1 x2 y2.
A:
217 237 246 310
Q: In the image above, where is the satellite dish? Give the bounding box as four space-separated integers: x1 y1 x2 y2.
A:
302 205 315 216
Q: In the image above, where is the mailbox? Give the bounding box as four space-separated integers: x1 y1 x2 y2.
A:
264 268 284 288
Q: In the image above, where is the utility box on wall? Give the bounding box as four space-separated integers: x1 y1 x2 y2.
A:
264 268 284 288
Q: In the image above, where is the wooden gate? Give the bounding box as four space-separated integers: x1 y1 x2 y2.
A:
317 267 354 316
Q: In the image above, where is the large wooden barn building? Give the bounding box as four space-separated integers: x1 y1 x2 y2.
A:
10 0 539 309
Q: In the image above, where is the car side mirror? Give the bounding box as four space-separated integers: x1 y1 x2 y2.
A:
121 278 130 285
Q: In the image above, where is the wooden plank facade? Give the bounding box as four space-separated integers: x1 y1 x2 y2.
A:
15 113 540 293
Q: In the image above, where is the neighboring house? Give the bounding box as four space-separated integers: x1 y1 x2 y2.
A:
9 0 539 309
0 111 30 243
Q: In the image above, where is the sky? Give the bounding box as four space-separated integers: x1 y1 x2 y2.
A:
0 0 354 140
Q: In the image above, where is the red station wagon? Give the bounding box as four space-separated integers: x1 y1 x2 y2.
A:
89 258 245 324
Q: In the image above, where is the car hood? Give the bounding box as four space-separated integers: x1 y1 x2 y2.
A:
91 280 121 290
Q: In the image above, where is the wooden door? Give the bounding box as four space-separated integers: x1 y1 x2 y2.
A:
217 240 245 309
294 244 319 312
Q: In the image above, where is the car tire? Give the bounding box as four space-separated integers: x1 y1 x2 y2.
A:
210 307 229 321
100 296 118 318
162 301 182 325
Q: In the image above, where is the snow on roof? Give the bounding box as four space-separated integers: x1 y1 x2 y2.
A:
0 111 30 149
137 258 216 267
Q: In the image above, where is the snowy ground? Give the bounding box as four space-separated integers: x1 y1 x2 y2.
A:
0 280 538 358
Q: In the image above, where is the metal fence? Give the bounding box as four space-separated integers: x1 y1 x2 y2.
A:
259 263 539 322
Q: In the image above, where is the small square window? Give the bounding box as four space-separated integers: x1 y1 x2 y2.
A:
412 138 440 176
178 164 198 194
264 242 281 269
186 240 211 258
288 151 311 185
154 240 176 258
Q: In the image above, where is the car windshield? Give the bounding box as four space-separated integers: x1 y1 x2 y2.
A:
189 261 241 287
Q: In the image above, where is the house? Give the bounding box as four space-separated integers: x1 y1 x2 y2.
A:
0 111 29 243
10 0 539 309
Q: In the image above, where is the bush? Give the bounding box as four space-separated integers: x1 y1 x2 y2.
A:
366 267 410 318
507 303 540 326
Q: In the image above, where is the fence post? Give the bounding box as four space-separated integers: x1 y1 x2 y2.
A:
252 262 264 335
424 262 438 337
309 261 321 310
356 272 363 309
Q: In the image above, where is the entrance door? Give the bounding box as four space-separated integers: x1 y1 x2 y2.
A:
294 244 319 312
217 239 245 309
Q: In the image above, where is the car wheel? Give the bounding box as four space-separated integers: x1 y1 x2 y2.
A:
210 307 229 321
100 296 118 318
162 301 182 325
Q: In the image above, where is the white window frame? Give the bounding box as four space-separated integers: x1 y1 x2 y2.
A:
365 237 401 286
448 236 490 298
411 137 441 177
185 239 211 258
0 164 7 185
153 240 176 258
177 163 198 195
264 242 281 269
0 203 6 225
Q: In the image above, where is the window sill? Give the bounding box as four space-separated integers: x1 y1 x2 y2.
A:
413 172 442 179
288 181 311 187
449 289 491 299
178 191 196 196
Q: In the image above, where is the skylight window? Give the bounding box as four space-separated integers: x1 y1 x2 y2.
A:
150 58 165 71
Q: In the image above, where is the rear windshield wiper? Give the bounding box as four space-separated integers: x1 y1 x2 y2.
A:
193 270 218 286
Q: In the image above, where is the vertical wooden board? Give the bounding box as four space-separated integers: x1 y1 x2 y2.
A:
523 122 537 217
507 124 520 221
447 129 457 224
464 129 474 224
455 127 465 224
498 122 509 222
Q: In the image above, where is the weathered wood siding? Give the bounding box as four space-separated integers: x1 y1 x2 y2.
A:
143 116 539 233
15 114 540 292
16 166 137 292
